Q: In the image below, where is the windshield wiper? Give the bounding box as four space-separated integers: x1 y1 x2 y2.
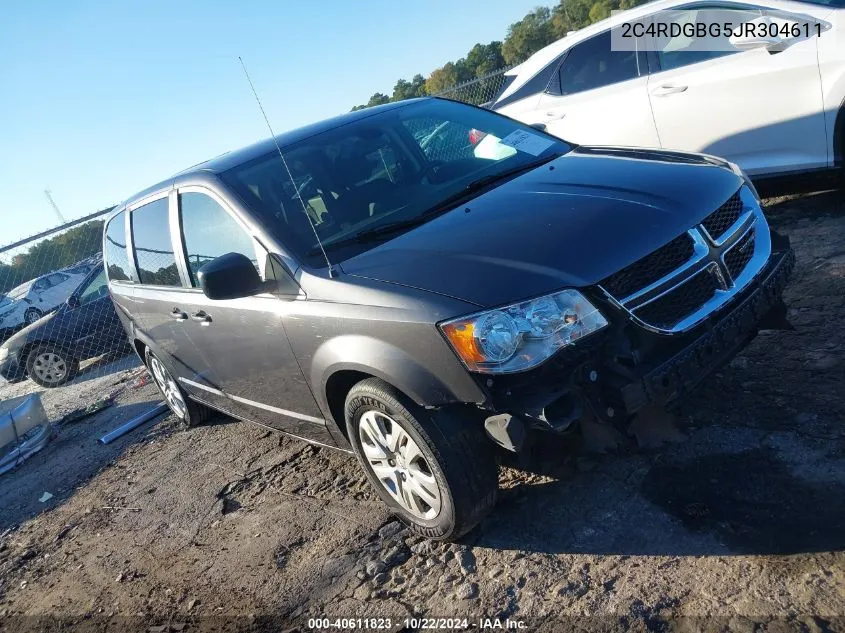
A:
308 152 562 255
309 217 430 254
422 151 562 216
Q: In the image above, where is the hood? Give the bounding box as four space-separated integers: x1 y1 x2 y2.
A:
340 146 745 307
1 310 59 354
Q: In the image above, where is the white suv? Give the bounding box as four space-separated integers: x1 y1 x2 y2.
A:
0 271 86 333
492 0 845 179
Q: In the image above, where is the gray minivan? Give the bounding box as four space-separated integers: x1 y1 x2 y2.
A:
106 98 794 540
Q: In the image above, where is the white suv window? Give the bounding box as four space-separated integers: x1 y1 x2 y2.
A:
46 272 69 286
558 30 639 95
654 7 761 72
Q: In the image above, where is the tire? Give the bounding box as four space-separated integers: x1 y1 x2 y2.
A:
144 348 211 429
345 378 498 541
25 344 78 388
24 308 43 325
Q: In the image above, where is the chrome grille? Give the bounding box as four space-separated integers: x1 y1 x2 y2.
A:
702 191 743 241
724 230 755 279
599 187 771 333
601 233 695 299
636 269 719 330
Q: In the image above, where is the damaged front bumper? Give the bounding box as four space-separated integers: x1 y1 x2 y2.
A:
482 237 795 451
619 240 795 413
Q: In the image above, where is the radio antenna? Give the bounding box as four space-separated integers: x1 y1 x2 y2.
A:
238 56 334 276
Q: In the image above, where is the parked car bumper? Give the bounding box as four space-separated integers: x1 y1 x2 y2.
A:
0 353 25 383
0 326 18 344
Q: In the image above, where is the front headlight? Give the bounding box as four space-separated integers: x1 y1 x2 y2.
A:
727 161 760 202
439 289 608 373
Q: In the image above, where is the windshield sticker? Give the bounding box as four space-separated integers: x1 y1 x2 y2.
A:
498 130 554 156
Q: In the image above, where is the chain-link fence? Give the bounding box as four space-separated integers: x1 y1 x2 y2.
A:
0 209 141 416
434 67 512 108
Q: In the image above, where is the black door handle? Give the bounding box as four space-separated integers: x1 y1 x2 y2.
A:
171 308 188 321
191 310 212 325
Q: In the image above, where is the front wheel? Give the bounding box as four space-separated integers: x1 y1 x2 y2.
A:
345 378 498 541
24 308 43 325
145 349 211 429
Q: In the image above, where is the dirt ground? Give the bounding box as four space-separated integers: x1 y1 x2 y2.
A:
0 190 843 632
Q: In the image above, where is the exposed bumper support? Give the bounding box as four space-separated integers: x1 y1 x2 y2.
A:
484 413 526 452
620 243 795 413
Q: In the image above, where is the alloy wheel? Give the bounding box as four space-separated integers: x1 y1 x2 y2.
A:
31 352 68 385
24 310 41 325
149 356 187 420
358 410 442 520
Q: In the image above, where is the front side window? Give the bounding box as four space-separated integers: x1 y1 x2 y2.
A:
77 268 108 306
653 8 760 72
179 192 258 286
104 211 131 282
559 30 639 95
131 198 181 287
221 99 571 267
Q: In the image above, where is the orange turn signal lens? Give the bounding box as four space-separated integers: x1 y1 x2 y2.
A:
441 321 486 364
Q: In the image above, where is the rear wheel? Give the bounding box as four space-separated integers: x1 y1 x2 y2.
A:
145 349 211 429
345 378 498 541
26 345 78 388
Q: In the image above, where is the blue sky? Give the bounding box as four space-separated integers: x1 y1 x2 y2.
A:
0 0 547 243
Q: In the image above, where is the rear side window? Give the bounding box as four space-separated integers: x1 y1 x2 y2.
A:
559 30 638 95
104 211 131 282
179 192 258 286
131 198 181 287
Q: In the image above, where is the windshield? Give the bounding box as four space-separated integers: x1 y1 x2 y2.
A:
7 281 33 299
221 98 571 267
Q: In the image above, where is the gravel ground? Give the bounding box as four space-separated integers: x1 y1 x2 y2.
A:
0 191 843 632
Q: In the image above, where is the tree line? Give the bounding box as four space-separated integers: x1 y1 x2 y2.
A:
351 0 649 110
0 217 109 294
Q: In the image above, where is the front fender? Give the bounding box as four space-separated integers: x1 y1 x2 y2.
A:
311 334 487 426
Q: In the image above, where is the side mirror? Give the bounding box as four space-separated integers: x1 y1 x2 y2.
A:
730 17 784 51
66 295 80 309
529 122 547 131
197 252 263 300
